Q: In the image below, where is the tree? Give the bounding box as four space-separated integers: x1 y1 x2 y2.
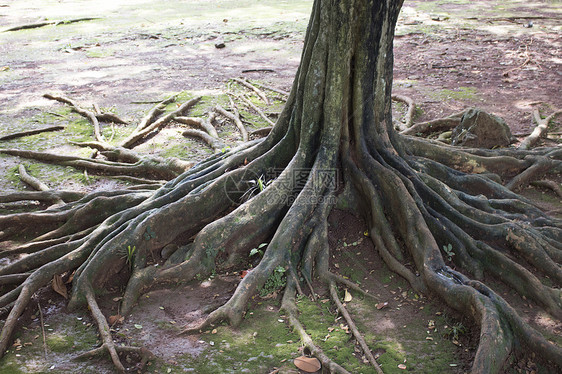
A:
0 0 561 373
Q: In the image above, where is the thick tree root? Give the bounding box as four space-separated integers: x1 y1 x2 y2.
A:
1 1 561 372
400 110 467 136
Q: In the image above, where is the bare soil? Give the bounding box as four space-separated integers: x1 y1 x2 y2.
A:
0 1 560 373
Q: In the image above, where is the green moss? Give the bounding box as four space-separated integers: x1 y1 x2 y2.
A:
85 48 114 58
152 305 301 373
66 118 95 142
430 87 479 102
0 360 26 374
46 333 74 353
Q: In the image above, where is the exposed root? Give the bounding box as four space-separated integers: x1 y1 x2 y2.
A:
232 77 270 105
44 94 108 143
215 104 249 142
0 125 65 141
178 113 226 151
251 127 273 137
119 96 201 148
329 282 383 374
519 108 562 150
531 179 562 198
282 278 351 374
391 94 415 130
400 110 466 136
74 345 154 370
2 17 100 32
250 81 290 97
0 148 191 181
1 2 561 372
505 155 555 191
85 290 126 372
239 94 276 127
16 165 65 206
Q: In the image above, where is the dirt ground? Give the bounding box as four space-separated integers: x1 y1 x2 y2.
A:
0 0 561 373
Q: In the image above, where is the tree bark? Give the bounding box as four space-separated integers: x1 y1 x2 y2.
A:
0 1 560 373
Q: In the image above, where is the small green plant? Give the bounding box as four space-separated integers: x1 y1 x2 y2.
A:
144 225 156 241
250 242 268 257
241 175 271 202
121 245 136 269
442 243 455 262
259 266 286 297
444 322 466 341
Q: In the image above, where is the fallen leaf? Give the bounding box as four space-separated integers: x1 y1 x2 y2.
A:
294 356 321 373
108 314 124 325
376 302 388 310
65 270 75 284
344 289 352 302
52 275 68 299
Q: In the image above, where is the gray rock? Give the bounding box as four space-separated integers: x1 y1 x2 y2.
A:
451 108 513 149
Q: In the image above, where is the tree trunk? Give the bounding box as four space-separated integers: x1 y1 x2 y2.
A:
1 1 560 373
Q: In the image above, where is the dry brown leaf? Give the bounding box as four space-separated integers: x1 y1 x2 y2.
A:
376 301 388 310
52 275 68 299
294 356 321 373
65 270 75 284
343 289 352 302
108 314 124 325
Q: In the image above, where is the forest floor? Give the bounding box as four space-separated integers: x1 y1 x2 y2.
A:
0 0 560 373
